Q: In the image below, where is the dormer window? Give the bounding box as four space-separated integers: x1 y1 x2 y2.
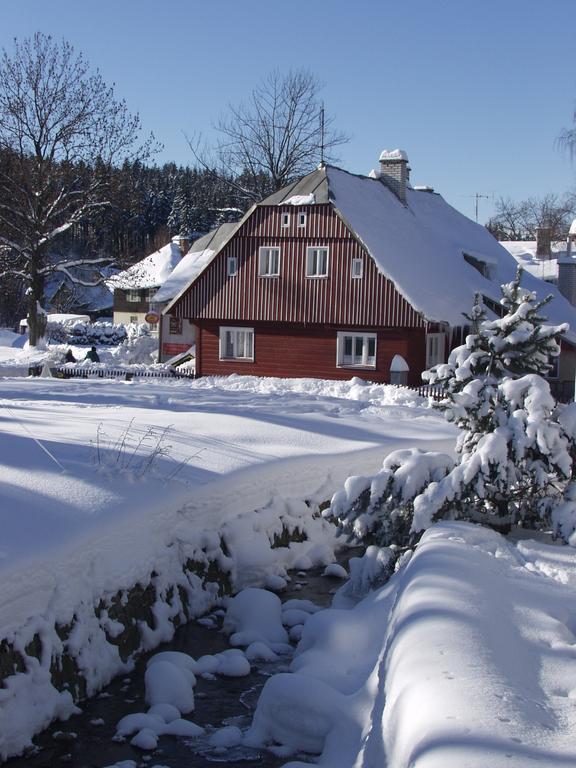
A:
298 212 307 228
463 252 491 279
281 213 290 228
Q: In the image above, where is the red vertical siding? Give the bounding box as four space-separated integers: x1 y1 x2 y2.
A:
172 204 425 330
198 320 426 385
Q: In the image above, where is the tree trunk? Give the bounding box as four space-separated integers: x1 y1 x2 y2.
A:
27 257 47 347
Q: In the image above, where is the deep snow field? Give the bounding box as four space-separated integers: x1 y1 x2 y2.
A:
2 329 576 766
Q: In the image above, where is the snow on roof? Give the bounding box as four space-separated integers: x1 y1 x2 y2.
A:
379 148 408 162
107 241 182 291
282 193 316 206
500 241 563 282
156 222 240 305
19 313 90 327
153 248 215 303
325 167 576 337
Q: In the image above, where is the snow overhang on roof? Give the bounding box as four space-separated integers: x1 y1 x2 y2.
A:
323 166 576 340
106 242 182 291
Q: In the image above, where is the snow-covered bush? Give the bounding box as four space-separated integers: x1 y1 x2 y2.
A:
48 320 127 346
329 269 575 546
110 323 157 364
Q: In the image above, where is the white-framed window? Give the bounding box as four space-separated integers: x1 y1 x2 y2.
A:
227 256 238 277
129 315 138 324
259 247 281 277
351 258 364 279
298 212 307 228
337 331 377 368
426 333 445 368
306 247 329 277
281 212 290 228
219 326 254 361
127 289 140 302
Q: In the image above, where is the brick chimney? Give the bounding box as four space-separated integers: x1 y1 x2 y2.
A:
536 227 551 259
379 149 409 204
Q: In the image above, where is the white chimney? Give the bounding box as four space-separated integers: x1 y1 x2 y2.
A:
379 149 409 204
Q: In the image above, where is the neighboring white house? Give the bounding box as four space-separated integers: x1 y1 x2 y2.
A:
106 238 185 335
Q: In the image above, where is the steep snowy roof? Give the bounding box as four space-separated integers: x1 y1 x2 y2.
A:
321 167 576 335
169 165 576 341
154 223 238 304
107 241 182 291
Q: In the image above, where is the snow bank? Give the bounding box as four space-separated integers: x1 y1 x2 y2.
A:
0 374 453 758
247 522 576 767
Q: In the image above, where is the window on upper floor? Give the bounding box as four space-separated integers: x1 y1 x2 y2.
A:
306 247 329 277
337 331 377 369
259 247 281 277
219 326 254 361
351 258 364 279
227 256 238 277
298 212 307 228
281 213 290 228
127 289 140 302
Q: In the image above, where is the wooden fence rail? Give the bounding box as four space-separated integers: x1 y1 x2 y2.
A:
29 364 195 381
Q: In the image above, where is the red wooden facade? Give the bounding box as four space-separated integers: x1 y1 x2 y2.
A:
172 203 429 383
195 321 426 384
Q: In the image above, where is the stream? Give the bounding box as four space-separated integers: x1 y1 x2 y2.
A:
4 559 356 768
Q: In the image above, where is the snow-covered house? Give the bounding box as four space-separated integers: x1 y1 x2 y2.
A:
107 238 186 335
152 223 238 362
165 150 576 393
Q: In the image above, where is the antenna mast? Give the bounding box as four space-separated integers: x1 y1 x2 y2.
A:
319 103 325 167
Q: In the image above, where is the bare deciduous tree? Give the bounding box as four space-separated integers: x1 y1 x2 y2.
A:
486 194 575 241
189 69 349 203
0 33 157 345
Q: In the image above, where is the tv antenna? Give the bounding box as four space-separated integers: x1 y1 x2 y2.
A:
319 103 325 167
466 192 491 222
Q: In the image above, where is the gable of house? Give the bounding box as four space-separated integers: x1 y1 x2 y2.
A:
169 200 424 329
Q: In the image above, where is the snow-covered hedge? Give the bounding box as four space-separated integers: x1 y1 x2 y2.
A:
47 320 128 345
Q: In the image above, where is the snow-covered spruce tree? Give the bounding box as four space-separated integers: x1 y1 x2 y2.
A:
328 268 573 545
420 268 570 532
329 449 455 547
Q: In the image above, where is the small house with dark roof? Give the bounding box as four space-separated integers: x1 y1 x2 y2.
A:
164 150 576 392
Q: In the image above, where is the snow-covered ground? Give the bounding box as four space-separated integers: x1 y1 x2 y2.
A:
247 522 576 767
5 333 576 767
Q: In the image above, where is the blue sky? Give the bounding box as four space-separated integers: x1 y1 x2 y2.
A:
2 0 575 223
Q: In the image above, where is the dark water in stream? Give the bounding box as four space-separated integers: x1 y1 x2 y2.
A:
5 562 352 768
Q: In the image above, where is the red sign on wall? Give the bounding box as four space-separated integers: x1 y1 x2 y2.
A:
162 343 190 356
